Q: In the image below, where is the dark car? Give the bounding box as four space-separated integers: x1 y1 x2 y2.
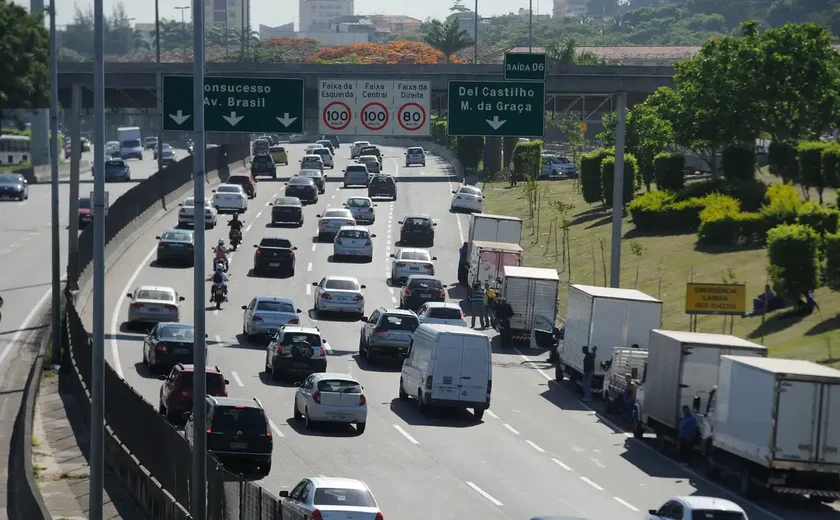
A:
368 174 397 200
315 139 335 154
78 197 92 228
158 363 228 422
400 275 445 310
0 173 29 201
185 396 273 476
399 216 436 247
227 173 257 199
253 237 297 276
324 135 340 149
265 326 327 380
155 228 195 265
250 153 276 179
296 169 326 194
359 145 381 159
270 197 303 226
142 323 205 372
285 176 318 204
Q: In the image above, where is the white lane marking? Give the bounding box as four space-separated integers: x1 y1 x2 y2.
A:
446 176 465 243
110 245 157 378
525 440 545 453
613 497 639 512
230 371 244 386
579 477 603 491
391 296 397 303
306 285 311 296
571 445 585 453
311 243 316 251
0 289 51 368
307 262 312 271
552 458 573 471
255 211 263 219
485 409 499 419
465 482 503 507
213 310 219 316
588 457 606 468
267 418 285 437
388 287 394 295
215 334 222 344
245 223 253 232
393 424 419 444
503 423 520 435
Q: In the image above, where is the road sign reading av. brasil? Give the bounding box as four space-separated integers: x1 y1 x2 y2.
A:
447 80 545 138
162 75 304 133
504 52 547 81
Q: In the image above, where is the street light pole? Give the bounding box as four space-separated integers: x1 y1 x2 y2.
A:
473 0 478 64
175 5 190 24
155 0 163 177
48 1 61 367
528 0 533 52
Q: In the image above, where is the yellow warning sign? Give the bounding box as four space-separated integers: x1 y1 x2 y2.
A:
685 283 746 316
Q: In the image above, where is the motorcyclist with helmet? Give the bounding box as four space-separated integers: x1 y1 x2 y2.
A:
210 264 229 302
228 213 244 247
213 238 229 272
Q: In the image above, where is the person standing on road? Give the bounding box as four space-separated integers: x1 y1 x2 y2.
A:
495 298 514 347
582 346 597 402
679 405 698 464
469 281 486 329
483 282 497 329
458 242 469 285
622 374 636 424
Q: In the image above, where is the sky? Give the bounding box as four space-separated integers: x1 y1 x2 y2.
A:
16 0 545 29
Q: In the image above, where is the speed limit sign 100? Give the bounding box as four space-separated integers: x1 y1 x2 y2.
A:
360 102 389 132
322 101 351 131
398 103 427 132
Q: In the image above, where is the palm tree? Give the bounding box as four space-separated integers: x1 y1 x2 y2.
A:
545 36 606 66
422 17 474 63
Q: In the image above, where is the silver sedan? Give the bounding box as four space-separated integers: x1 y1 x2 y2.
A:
279 477 382 520
317 208 356 240
312 276 366 317
343 196 376 224
390 247 436 284
125 285 185 326
333 226 375 261
241 296 302 340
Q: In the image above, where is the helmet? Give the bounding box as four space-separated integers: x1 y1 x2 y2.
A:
232 213 239 220
218 239 224 246
216 264 224 272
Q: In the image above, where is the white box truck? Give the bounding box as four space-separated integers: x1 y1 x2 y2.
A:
632 330 766 444
117 126 143 160
466 213 523 253
557 284 662 388
468 240 523 288
498 265 560 334
700 356 840 500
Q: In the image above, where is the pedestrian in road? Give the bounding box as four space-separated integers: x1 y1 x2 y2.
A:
622 374 635 424
679 405 698 464
483 282 497 329
469 281 486 329
495 297 514 347
458 242 469 285
582 346 597 402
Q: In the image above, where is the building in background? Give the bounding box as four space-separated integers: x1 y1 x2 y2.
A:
205 0 251 35
368 15 422 35
134 22 156 48
259 23 295 40
553 0 587 17
299 0 354 32
517 8 550 21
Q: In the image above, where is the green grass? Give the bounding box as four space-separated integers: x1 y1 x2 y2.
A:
483 175 840 368
0 161 29 173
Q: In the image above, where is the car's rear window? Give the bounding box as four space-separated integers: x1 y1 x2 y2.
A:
408 148 423 153
177 372 226 392
347 198 371 207
408 278 442 290
381 315 419 331
105 160 125 168
313 149 329 156
162 231 192 242
691 512 746 520
459 186 481 195
324 210 351 218
228 176 250 184
359 156 377 162
280 332 322 347
289 178 314 185
137 290 175 301
399 251 429 261
313 488 376 508
274 197 300 206
270 146 285 152
346 166 367 173
317 379 361 393
78 199 91 209
371 176 394 185
159 325 195 341
211 407 266 434
405 218 431 228
338 229 369 239
259 238 292 248
325 279 360 290
256 301 295 313
429 307 461 319
217 185 242 193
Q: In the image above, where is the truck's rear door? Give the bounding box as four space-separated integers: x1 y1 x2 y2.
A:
588 299 629 375
818 382 840 464
773 379 820 462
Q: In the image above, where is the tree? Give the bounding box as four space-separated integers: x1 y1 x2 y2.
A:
449 0 471 15
422 17 473 63
0 0 49 110
308 41 463 65
545 37 606 66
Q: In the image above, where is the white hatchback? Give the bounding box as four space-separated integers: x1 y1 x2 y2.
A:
178 197 217 228
125 285 185 326
450 185 484 212
333 226 375 261
317 208 356 240
300 154 324 171
212 184 248 213
390 248 436 284
310 147 334 169
416 302 468 327
343 196 376 224
293 373 367 432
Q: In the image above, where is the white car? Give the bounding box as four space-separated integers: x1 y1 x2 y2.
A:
317 208 356 240
279 477 382 520
305 144 322 154
541 154 578 178
647 496 748 520
416 302 468 327
308 147 334 169
300 154 324 171
125 285 185 326
351 141 371 159
343 196 376 224
312 276 366 318
293 373 367 433
289 134 307 143
450 185 484 212
178 197 217 228
212 184 248 213
333 226 375 261
405 146 426 166
357 155 381 173
390 248 436 284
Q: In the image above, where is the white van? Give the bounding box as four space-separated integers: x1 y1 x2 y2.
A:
399 324 492 419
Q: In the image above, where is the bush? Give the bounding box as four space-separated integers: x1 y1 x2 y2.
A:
722 145 756 181
798 141 830 201
652 152 685 192
823 144 840 189
579 150 611 204
600 153 639 206
796 201 840 236
430 119 449 147
761 183 801 229
697 194 741 245
698 212 767 246
628 190 706 233
512 140 543 180
699 193 741 223
455 136 484 170
768 141 799 183
675 178 726 201
824 232 840 290
767 224 820 300
723 179 767 212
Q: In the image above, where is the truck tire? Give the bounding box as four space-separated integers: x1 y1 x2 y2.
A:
554 363 563 382
738 467 754 497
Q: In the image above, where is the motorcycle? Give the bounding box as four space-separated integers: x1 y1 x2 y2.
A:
211 251 229 273
187 144 195 155
211 283 226 310
229 226 243 250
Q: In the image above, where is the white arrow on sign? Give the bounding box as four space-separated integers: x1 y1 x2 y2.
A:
223 111 244 127
486 116 506 130
276 113 298 127
168 110 191 125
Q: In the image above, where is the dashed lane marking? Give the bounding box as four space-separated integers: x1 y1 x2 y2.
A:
231 371 244 386
485 410 499 419
613 497 639 512
311 243 317 251
393 424 419 444
525 440 545 453
267 418 285 437
306 285 311 296
307 262 312 271
503 423 520 435
465 482 503 507
215 335 222 344
580 477 603 491
551 458 573 471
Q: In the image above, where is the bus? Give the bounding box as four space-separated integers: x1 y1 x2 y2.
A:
0 135 31 166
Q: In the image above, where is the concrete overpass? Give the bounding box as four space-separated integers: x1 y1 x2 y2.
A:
58 62 674 121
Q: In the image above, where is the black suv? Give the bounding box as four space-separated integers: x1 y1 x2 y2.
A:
368 175 397 200
251 153 276 179
400 275 445 310
399 216 436 247
185 396 273 476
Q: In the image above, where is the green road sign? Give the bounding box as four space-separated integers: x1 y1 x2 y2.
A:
504 53 546 81
162 75 304 133
447 80 545 138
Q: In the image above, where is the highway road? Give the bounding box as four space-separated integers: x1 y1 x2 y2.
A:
87 144 836 520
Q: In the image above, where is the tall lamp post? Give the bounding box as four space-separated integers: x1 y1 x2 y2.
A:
155 0 164 177
175 5 190 24
473 0 478 64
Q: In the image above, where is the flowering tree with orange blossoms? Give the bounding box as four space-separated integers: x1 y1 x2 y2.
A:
307 40 465 64
252 37 322 62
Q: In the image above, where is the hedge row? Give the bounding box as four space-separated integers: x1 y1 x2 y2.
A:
580 149 611 204
722 145 756 181
768 224 820 300
512 140 544 181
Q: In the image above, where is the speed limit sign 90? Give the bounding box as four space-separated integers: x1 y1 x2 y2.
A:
397 103 427 132
322 101 352 131
360 102 389 132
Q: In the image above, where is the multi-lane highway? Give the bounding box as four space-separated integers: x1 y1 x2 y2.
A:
83 144 833 520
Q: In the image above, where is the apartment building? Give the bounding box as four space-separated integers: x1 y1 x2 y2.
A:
204 0 251 33
299 0 354 32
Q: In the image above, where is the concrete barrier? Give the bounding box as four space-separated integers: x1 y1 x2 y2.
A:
17 159 92 184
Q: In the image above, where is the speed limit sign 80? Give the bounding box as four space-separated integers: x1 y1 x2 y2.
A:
397 103 427 132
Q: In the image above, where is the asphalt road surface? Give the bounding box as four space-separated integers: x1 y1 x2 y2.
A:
85 144 837 520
